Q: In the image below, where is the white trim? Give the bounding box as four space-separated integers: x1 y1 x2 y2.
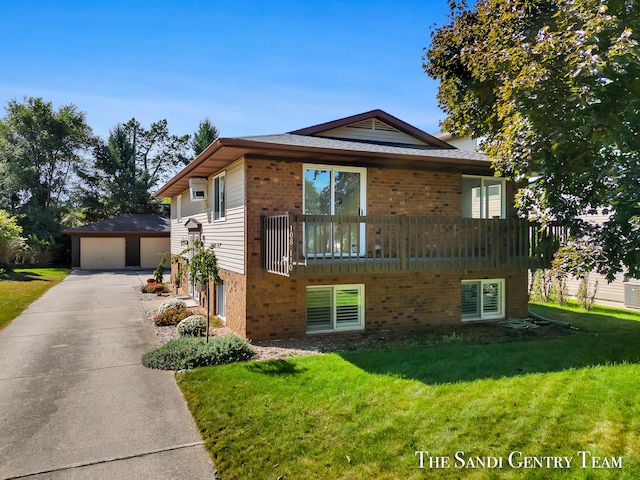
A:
306 284 365 334
212 172 226 221
302 164 367 256
176 194 182 223
461 279 505 321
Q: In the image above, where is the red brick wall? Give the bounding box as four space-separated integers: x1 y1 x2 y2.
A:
216 268 247 337
170 261 189 297
367 168 462 216
243 268 529 340
237 157 529 340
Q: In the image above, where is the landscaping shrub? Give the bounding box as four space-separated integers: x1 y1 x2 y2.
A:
158 298 187 314
140 282 170 294
177 315 207 337
142 335 255 370
153 306 194 326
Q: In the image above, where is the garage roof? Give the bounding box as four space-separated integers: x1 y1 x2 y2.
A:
63 214 170 236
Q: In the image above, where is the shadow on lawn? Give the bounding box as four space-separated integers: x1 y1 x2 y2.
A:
340 307 640 385
246 359 309 376
1 271 46 282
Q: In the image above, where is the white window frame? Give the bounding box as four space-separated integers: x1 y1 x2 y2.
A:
302 164 367 257
306 284 365 334
302 164 367 217
462 175 506 219
176 194 182 223
212 172 226 221
461 279 505 321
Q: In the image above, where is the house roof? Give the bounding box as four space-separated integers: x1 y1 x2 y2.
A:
289 109 454 149
155 109 494 198
63 214 170 236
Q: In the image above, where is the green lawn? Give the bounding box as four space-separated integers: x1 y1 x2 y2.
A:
0 268 70 330
178 302 640 479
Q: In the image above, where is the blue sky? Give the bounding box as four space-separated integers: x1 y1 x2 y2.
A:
0 1 451 140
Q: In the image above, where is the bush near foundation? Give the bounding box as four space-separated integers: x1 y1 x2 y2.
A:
157 298 187 314
153 306 194 326
177 315 207 337
140 281 169 294
142 335 255 370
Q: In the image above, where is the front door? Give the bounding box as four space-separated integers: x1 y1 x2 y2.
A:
303 165 366 256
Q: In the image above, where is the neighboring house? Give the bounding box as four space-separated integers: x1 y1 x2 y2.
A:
435 133 640 310
64 214 170 270
563 208 640 309
433 131 484 151
155 110 557 340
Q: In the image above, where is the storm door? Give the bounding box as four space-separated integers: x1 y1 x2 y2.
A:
303 165 366 256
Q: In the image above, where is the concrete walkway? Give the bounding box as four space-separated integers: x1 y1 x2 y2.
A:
0 271 216 479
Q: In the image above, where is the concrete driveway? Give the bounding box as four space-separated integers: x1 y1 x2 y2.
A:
0 271 216 479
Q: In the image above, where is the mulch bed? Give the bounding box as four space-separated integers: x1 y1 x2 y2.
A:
139 286 575 362
143 294 574 362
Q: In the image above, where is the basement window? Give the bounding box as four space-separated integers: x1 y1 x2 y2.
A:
461 279 504 321
306 284 364 333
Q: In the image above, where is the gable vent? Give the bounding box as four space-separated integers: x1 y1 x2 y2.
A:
347 118 400 133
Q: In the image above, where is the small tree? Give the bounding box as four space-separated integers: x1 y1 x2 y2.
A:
153 253 167 284
181 241 221 342
0 209 24 268
552 239 604 310
171 253 185 294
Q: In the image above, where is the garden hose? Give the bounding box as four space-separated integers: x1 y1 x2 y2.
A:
498 319 539 329
527 309 578 330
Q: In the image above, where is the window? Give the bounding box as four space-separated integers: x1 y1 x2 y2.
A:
216 280 226 319
462 176 505 219
213 173 226 220
303 164 366 256
306 284 364 333
461 279 504 321
176 194 182 222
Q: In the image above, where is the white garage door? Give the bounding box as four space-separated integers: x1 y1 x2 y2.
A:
140 237 171 269
80 237 126 270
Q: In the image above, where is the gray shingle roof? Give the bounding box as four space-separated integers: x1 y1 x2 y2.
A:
236 134 491 162
64 214 170 234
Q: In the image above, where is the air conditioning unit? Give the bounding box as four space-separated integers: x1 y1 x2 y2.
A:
189 178 208 201
625 282 640 309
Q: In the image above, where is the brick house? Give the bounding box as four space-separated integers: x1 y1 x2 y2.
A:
155 110 555 340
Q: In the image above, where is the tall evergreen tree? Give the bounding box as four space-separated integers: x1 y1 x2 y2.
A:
78 118 190 221
191 118 219 156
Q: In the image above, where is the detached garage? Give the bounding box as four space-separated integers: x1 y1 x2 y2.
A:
64 214 170 270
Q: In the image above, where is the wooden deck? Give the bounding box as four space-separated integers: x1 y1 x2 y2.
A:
263 214 562 277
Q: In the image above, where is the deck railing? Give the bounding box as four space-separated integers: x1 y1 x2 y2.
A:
263 213 563 276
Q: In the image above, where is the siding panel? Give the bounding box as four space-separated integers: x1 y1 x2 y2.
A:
202 160 245 274
315 122 428 146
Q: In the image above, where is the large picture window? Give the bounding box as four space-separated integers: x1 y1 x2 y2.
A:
462 176 505 219
461 279 505 321
303 164 366 256
306 284 364 333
